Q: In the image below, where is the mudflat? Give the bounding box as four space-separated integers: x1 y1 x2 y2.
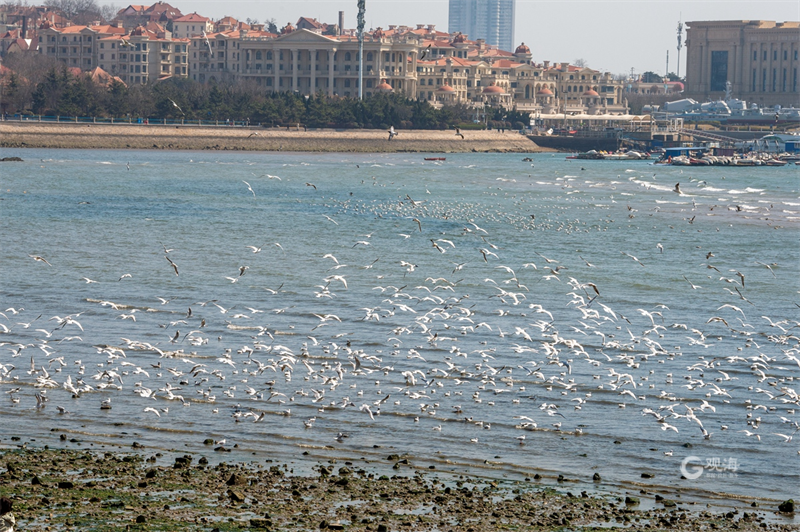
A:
0 448 795 531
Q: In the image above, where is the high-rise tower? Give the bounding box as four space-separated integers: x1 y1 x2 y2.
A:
448 0 515 52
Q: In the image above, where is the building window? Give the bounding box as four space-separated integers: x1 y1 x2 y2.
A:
752 69 756 92
773 50 777 61
753 50 757 61
772 68 777 91
763 51 767 61
783 68 787 91
345 51 351 61
762 69 767 91
709 51 728 92
367 52 372 61
784 50 788 61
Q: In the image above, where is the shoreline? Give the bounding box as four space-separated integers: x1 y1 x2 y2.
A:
1 446 797 531
0 122 550 153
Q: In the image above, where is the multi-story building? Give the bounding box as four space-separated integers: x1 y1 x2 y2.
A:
448 0 514 54
186 20 626 113
172 12 213 39
115 2 183 30
191 24 420 98
38 22 126 69
97 26 188 84
38 20 187 84
685 20 800 107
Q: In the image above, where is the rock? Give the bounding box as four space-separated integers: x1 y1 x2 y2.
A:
135 515 146 523
662 499 677 507
58 481 74 489
778 499 795 513
0 157 23 162
227 489 245 503
377 525 388 532
145 469 157 479
625 496 640 505
641 473 654 479
31 475 43 485
592 473 601 482
250 518 272 528
328 523 345 531
319 519 329 529
226 473 247 486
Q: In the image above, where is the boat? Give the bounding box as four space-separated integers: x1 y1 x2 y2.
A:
424 157 446 161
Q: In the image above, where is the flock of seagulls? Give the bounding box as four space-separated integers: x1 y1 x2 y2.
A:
2 157 798 494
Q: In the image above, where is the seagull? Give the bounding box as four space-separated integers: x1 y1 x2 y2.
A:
306 182 317 190
243 181 256 197
168 98 183 114
683 276 701 290
144 407 160 417
621 252 644 267
29 255 52 266
165 255 179 276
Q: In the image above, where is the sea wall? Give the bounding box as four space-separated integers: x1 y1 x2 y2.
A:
0 122 549 153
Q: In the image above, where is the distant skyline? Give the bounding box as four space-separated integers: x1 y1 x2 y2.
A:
174 0 799 76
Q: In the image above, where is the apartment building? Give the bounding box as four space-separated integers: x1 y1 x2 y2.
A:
97 26 188 84
172 12 212 39
39 20 188 84
186 21 626 113
38 22 125 69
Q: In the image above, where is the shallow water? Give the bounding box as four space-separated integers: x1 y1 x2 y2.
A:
1 148 798 504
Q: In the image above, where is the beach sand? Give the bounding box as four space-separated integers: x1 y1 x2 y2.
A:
0 447 796 531
0 122 548 153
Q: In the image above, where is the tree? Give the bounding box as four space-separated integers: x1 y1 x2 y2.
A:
641 71 663 83
44 0 101 25
573 58 588 68
99 3 118 22
665 72 683 82
265 18 278 34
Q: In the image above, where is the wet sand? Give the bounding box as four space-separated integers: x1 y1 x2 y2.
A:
1 447 796 531
0 122 547 153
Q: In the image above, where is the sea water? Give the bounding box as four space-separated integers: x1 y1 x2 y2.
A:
1 149 798 504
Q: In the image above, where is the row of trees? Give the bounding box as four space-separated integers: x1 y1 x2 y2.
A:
1 56 528 129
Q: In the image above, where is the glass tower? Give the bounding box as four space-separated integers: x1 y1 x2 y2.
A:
448 0 515 52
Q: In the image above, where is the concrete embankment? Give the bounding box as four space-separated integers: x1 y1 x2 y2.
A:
0 122 550 153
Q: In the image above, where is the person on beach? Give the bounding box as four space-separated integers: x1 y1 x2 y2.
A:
0 497 14 532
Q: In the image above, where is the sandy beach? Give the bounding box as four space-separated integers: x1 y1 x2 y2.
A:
1 447 796 531
0 122 547 153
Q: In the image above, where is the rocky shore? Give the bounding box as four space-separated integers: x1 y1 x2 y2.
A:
0 447 796 531
0 122 547 153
